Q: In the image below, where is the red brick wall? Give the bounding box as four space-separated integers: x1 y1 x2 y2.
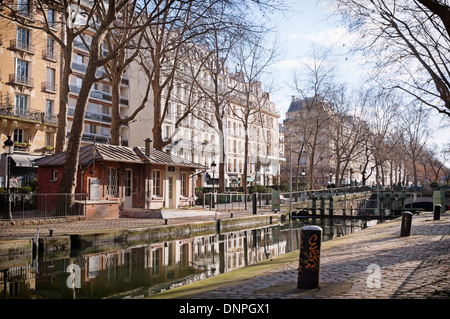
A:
84 202 119 220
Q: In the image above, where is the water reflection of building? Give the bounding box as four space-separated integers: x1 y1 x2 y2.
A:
0 227 290 299
1 265 35 299
2 220 372 299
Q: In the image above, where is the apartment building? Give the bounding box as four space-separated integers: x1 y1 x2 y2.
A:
284 95 376 188
226 80 280 187
129 45 280 189
67 3 131 147
0 1 59 187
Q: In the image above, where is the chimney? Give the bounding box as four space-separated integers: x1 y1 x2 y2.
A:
144 138 153 157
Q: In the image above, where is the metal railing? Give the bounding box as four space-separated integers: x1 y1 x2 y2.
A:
201 186 374 212
0 193 87 221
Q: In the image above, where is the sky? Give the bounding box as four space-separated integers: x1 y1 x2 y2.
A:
263 0 450 151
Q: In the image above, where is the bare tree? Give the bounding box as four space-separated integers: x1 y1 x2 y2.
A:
229 27 279 195
58 0 175 195
334 0 450 117
327 85 367 186
290 45 336 188
398 104 431 186
361 87 401 185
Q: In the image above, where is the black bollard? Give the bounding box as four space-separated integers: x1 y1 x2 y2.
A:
297 225 323 289
253 193 257 214
434 204 441 221
400 211 413 237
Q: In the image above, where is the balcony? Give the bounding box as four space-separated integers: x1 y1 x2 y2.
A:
9 40 34 55
120 97 129 106
41 81 57 94
42 49 57 62
72 62 108 79
0 106 57 125
68 107 111 124
8 73 34 88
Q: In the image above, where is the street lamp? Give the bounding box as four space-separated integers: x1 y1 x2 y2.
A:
301 168 306 191
211 161 216 209
329 169 333 187
3 136 14 220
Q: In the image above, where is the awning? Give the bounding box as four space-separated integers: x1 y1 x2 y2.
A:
10 154 43 167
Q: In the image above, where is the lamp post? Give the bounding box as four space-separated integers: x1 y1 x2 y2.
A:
329 169 333 187
211 161 216 209
3 136 14 220
301 168 306 191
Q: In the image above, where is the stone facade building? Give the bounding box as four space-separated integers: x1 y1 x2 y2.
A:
0 0 59 187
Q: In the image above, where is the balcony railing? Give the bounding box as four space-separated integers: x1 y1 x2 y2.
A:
41 81 57 93
68 107 111 124
8 73 34 88
9 39 34 54
0 106 57 124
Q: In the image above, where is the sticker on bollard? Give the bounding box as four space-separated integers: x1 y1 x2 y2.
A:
400 211 413 237
297 225 323 289
434 204 441 221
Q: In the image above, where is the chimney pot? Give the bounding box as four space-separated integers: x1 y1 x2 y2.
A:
144 138 153 157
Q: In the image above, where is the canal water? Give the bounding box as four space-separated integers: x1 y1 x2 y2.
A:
1 217 379 299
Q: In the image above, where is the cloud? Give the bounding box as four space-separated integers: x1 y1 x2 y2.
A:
275 59 303 69
288 26 355 49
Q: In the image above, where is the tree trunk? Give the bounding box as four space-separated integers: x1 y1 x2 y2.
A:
217 118 225 193
243 131 249 194
59 40 101 194
110 75 122 145
55 43 73 153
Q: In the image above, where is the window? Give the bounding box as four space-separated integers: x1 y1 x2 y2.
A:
106 168 118 197
16 27 30 48
46 132 52 147
164 125 171 140
75 53 84 64
76 76 83 88
46 37 55 58
15 94 28 115
47 68 56 90
101 127 110 136
124 170 132 197
101 105 110 115
18 0 30 16
16 59 30 83
152 170 161 196
85 124 96 134
181 173 187 197
46 100 53 116
14 128 25 144
48 9 55 28
51 170 58 182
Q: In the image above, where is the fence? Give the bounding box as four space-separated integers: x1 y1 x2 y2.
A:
0 193 87 220
202 186 373 212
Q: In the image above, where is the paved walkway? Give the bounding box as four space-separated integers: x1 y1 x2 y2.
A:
162 211 450 299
